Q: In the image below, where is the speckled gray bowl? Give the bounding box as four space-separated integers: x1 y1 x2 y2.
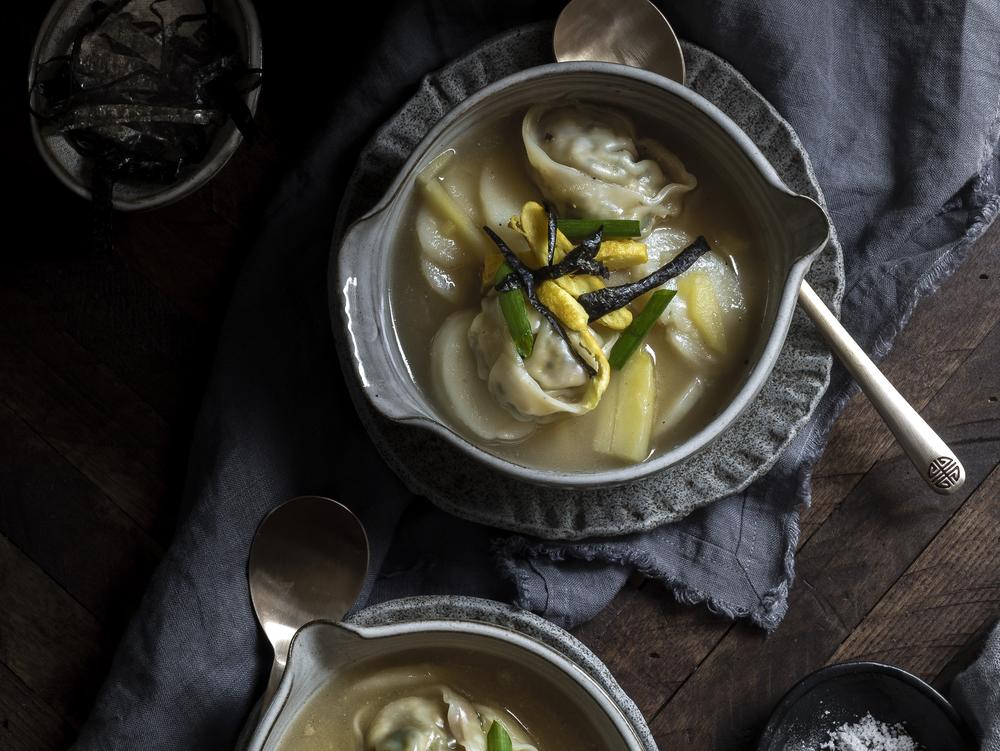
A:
329 24 844 539
246 596 656 751
27 0 262 211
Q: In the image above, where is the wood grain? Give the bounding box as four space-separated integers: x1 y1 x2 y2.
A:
641 314 1000 749
0 322 169 538
0 402 161 625
0 287 169 456
0 534 109 727
573 581 733 718
829 462 1000 680
0 663 73 751
804 226 1000 541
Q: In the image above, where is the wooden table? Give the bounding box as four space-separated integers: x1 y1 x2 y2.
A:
4 13 998 751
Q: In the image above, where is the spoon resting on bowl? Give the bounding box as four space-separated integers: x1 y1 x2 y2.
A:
554 0 965 495
248 495 369 712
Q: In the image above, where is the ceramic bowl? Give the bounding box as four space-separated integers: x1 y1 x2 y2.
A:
27 0 262 211
757 661 976 750
245 617 650 750
337 61 830 489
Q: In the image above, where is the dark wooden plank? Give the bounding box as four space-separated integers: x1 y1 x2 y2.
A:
805 222 1000 539
0 533 109 727
828 462 1000 680
8 232 204 421
0 402 162 625
573 581 733 719
801 473 861 543
643 317 1000 749
0 286 169 457
0 663 74 751
0 323 170 539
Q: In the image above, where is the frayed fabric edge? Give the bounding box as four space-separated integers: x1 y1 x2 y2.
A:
495 170 999 635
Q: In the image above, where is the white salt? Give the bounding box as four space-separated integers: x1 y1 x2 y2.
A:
816 713 920 751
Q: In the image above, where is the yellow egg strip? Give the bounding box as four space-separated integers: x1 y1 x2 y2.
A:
509 202 634 330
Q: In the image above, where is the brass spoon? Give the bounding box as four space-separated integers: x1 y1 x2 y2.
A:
248 495 369 711
554 0 965 494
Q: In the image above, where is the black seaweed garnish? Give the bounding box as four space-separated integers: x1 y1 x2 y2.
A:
30 0 262 187
495 227 608 291
483 227 597 376
577 237 711 321
533 227 608 282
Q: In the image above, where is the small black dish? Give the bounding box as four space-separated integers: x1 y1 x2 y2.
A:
757 661 976 750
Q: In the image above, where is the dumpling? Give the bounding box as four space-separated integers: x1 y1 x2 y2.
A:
443 689 487 751
362 687 538 751
522 104 696 231
468 298 600 421
631 237 747 370
365 695 452 751
431 310 536 441
441 689 539 751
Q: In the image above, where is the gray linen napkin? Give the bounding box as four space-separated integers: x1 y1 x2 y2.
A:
72 0 999 748
953 622 1000 751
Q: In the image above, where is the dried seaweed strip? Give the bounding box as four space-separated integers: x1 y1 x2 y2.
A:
483 227 597 375
578 236 711 321
532 227 608 283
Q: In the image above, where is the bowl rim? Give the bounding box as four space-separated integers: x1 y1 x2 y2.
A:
26 0 263 212
336 59 828 489
248 616 648 751
756 660 977 750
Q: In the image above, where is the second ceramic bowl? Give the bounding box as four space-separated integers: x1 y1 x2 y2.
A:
245 598 654 750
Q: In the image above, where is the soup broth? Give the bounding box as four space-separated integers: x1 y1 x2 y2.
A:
278 647 619 750
389 104 767 471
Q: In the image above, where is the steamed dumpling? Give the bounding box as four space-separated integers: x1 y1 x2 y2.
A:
363 687 538 751
523 104 696 231
431 310 536 441
366 695 452 751
441 689 536 751
468 297 595 421
631 233 747 369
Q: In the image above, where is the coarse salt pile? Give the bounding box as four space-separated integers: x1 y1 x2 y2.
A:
817 713 920 751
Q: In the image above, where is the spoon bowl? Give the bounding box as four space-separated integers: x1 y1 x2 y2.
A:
554 0 685 84
248 495 369 711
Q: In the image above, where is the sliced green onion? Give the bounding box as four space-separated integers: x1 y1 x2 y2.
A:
557 218 641 240
608 289 676 370
487 721 513 751
494 262 534 358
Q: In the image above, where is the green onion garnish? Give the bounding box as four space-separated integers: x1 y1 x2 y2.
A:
557 218 641 240
608 289 676 370
487 721 513 751
494 262 534 358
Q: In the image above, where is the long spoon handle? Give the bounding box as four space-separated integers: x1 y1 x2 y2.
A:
798 280 965 494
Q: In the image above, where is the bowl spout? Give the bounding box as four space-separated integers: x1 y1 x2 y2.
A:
775 192 831 264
